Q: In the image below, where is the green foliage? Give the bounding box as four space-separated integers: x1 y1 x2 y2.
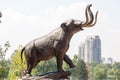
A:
34 58 57 75
0 60 10 79
94 68 106 79
107 69 114 79
0 41 10 79
71 55 88 80
113 62 120 69
33 54 88 80
8 45 26 80
114 69 120 80
90 62 120 80
0 41 10 60
91 63 112 79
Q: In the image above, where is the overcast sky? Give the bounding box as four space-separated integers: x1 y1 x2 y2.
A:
0 0 120 61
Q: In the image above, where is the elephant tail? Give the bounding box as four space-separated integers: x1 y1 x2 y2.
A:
21 47 25 64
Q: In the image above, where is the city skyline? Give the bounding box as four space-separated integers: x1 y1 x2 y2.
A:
79 35 101 63
79 35 115 64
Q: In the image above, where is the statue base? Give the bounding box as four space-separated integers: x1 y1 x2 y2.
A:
21 71 71 80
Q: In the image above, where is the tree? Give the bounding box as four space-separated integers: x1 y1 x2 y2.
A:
107 69 115 79
90 62 120 80
111 62 120 80
94 68 106 80
89 62 99 79
71 55 88 80
34 58 57 75
0 59 10 79
0 41 10 79
113 62 120 69
8 45 27 80
114 69 120 80
31 54 88 80
93 64 111 80
0 41 10 60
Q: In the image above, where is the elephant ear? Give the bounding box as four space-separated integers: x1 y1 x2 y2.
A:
61 22 69 32
61 20 74 32
61 19 73 28
61 23 66 28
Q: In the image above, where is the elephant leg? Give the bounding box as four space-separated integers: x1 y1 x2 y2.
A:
27 59 37 75
25 58 37 75
27 64 34 75
23 63 32 76
64 54 76 68
23 53 30 75
56 54 64 72
27 48 38 75
24 61 29 74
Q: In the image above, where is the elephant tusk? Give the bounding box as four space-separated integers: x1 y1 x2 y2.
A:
82 4 89 26
86 4 94 26
82 4 98 27
88 11 98 27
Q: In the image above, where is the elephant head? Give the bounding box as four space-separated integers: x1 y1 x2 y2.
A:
61 4 98 34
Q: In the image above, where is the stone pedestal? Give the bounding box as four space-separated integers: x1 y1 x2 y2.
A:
21 71 71 80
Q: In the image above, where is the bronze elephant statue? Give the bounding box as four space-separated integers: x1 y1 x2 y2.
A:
21 4 98 75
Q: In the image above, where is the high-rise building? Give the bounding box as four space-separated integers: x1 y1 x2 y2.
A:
79 35 101 64
79 42 85 60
